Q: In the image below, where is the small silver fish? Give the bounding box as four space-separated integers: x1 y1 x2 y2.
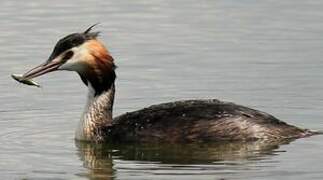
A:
11 74 40 87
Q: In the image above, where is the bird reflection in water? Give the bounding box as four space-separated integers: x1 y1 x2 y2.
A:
75 139 294 179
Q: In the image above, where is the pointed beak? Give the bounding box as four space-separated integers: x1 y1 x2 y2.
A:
22 58 62 80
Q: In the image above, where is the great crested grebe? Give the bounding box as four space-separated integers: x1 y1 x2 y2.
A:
18 25 317 143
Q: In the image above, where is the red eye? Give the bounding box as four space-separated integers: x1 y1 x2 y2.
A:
63 51 74 61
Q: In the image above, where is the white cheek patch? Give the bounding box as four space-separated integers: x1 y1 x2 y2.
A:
58 46 89 72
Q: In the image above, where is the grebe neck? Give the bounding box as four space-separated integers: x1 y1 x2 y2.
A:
75 82 115 142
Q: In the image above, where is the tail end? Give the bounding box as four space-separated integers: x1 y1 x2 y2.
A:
301 129 323 137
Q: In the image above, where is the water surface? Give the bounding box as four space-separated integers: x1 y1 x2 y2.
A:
0 0 323 179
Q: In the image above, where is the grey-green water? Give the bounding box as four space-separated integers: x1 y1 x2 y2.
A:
1 0 323 179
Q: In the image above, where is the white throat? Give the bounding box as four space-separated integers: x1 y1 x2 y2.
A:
75 81 115 142
84 81 96 111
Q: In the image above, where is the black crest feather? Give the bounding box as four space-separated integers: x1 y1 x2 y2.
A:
47 24 100 61
84 23 99 34
84 23 100 39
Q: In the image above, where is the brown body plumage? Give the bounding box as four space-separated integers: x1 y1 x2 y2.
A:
98 99 312 143
17 25 318 143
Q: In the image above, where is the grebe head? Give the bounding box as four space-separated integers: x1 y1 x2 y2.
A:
22 24 116 95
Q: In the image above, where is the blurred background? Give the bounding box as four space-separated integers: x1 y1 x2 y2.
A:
0 0 323 179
